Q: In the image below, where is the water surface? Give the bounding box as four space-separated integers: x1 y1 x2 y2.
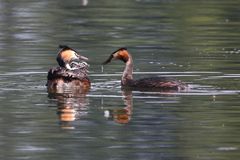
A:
0 0 240 160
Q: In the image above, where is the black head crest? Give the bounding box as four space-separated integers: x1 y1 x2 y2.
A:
59 45 79 53
59 45 71 49
113 47 127 53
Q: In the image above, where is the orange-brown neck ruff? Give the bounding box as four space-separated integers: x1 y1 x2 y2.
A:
60 50 76 62
116 50 129 63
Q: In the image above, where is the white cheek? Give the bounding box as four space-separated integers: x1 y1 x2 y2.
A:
65 63 73 70
74 52 79 58
113 53 118 58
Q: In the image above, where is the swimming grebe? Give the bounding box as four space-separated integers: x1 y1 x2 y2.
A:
103 48 187 91
47 45 90 94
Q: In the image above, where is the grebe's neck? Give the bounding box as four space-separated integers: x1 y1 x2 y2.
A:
121 54 133 85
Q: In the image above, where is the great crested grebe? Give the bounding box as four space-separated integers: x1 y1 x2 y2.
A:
47 45 90 94
103 48 187 91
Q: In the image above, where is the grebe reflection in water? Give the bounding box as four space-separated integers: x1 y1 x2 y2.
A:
47 45 90 94
103 48 187 91
103 90 133 124
48 89 89 129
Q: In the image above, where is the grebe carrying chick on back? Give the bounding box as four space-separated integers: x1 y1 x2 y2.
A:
103 48 187 91
47 45 90 94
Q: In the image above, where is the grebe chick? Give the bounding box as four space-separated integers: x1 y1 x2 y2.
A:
47 46 90 94
57 45 88 70
103 48 187 91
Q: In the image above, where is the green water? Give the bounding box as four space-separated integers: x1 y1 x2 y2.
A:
0 0 239 160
